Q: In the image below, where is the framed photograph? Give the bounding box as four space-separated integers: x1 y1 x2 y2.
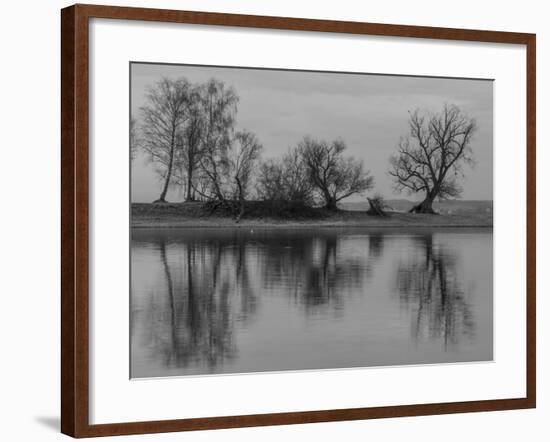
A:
61 4 536 438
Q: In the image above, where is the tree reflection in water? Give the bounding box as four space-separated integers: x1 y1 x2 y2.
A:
395 234 475 349
155 239 238 371
134 230 383 372
255 231 377 314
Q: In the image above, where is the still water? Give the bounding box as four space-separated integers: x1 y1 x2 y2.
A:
131 228 493 378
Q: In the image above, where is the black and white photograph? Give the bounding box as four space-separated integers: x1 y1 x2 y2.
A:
1 0 544 439
130 62 493 379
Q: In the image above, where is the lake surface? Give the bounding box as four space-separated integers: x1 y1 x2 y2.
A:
131 227 493 378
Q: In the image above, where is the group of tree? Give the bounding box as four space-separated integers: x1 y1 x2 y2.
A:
257 137 374 211
134 77 375 213
133 77 477 215
137 78 257 204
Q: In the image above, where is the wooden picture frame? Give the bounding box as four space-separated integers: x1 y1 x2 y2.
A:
61 3 536 438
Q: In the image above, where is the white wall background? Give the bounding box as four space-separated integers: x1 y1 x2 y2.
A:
0 0 545 440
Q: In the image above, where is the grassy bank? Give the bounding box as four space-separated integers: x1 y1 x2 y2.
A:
131 201 493 228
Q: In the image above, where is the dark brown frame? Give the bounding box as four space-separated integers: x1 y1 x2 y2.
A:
61 3 536 438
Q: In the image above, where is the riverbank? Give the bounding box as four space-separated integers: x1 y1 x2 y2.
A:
131 202 493 228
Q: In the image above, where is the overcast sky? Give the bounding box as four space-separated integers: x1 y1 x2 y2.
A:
131 62 493 203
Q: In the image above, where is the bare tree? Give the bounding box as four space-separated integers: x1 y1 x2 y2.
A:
130 117 138 161
229 130 262 219
389 104 477 213
257 159 285 201
258 147 314 204
299 137 374 210
140 78 191 202
174 90 204 201
197 79 239 201
281 148 315 204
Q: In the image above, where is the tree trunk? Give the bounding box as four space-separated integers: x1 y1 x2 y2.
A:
157 130 176 203
235 176 245 222
185 165 194 202
157 171 171 202
410 194 436 214
213 183 225 202
325 198 338 211
209 163 225 202
367 198 387 217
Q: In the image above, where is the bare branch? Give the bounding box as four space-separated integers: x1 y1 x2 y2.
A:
388 104 477 213
299 137 374 210
139 77 192 202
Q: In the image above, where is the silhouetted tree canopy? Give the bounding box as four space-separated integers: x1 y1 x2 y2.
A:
130 117 138 161
196 79 239 201
257 147 314 205
299 137 374 210
389 104 477 213
229 130 262 219
137 79 483 215
140 77 192 202
174 87 205 201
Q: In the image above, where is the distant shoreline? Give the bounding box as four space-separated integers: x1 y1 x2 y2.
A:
131 202 493 229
